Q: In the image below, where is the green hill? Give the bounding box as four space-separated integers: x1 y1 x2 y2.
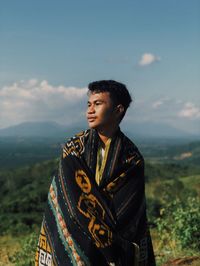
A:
0 157 199 234
0 159 58 234
0 139 199 265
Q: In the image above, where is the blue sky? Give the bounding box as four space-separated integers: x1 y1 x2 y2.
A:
0 0 199 135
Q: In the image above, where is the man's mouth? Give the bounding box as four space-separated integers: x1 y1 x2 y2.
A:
87 117 96 122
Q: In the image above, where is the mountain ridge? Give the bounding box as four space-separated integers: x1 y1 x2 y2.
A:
0 120 198 139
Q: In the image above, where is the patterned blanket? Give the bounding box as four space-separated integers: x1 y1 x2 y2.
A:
35 129 155 266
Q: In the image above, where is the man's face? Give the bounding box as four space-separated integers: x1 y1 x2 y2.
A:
86 92 118 131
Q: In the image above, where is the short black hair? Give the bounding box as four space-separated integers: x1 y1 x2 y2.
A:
88 80 132 118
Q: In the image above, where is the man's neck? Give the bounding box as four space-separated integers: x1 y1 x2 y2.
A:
97 125 119 147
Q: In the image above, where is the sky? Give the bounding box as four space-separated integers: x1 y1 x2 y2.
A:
0 0 200 135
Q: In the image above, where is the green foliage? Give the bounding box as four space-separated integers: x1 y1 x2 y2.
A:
9 232 38 266
145 161 200 181
0 136 62 169
146 197 162 222
153 178 197 204
146 176 198 224
156 196 200 253
140 139 200 167
0 136 200 266
0 159 58 235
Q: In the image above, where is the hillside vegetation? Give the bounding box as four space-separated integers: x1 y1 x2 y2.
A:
0 137 199 265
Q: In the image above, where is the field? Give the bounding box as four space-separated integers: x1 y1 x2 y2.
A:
0 136 199 265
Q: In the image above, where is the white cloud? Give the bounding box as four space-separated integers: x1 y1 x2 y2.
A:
1 80 199 135
0 80 87 128
126 97 200 134
134 96 200 136
151 97 172 109
139 53 161 66
150 99 200 121
178 102 200 119
152 100 163 109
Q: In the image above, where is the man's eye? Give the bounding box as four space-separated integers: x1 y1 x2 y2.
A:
95 102 102 105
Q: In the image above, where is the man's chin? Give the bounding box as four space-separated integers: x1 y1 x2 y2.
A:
88 124 97 129
88 123 100 130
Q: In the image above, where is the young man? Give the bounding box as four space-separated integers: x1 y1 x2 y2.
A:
35 80 156 266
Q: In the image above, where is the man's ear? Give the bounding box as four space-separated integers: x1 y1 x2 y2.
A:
116 104 124 117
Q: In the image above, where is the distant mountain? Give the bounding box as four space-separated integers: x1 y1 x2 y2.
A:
123 121 198 139
0 121 83 138
0 120 198 139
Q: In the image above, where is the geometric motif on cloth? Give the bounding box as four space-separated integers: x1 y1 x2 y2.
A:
63 132 85 158
35 225 53 266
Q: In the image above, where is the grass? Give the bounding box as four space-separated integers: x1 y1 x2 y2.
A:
152 228 200 266
145 174 200 200
0 232 38 266
0 235 20 266
181 174 200 195
1 231 199 266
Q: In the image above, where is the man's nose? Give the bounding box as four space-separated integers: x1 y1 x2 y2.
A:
88 105 95 113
